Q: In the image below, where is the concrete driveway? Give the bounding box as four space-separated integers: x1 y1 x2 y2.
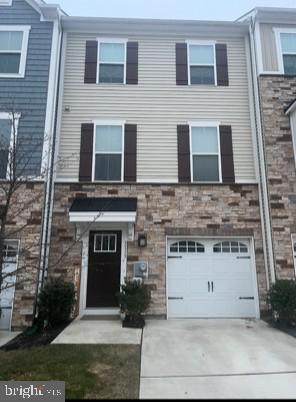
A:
140 319 296 399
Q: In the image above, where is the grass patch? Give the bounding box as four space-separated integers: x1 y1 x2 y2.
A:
0 344 140 400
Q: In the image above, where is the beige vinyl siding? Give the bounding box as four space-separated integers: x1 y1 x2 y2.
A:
57 32 256 182
259 23 296 73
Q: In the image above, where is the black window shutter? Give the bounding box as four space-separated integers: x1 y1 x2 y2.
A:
219 125 235 183
126 42 138 85
176 43 188 85
124 124 137 182
84 41 98 84
215 44 229 86
177 125 191 182
79 124 94 182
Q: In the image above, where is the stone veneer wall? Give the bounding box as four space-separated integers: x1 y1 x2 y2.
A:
48 183 267 316
260 76 296 279
0 183 45 330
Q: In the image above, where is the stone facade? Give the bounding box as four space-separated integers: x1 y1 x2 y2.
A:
260 76 296 279
0 183 45 330
48 183 267 316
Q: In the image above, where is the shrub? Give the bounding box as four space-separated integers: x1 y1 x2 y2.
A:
267 279 296 326
37 278 75 328
118 280 151 320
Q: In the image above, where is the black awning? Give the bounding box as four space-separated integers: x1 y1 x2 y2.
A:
69 197 137 213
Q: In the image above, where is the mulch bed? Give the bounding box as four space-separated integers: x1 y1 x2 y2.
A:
0 321 72 351
262 316 296 338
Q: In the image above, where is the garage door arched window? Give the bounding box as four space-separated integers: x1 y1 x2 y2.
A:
170 240 205 253
213 241 248 254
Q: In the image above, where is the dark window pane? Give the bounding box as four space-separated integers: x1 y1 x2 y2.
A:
95 235 102 251
193 155 219 182
95 154 121 181
170 243 178 252
283 55 296 75
0 53 20 74
109 235 116 251
188 241 196 252
102 235 108 251
190 66 215 85
99 64 124 83
179 241 187 252
0 149 8 179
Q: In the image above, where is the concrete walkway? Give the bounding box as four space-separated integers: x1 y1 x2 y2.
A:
140 319 296 399
52 318 142 345
0 331 20 348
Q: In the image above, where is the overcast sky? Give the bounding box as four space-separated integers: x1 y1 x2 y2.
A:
46 0 296 20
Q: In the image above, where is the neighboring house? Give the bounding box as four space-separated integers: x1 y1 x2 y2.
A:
240 8 296 284
48 16 269 320
0 0 63 330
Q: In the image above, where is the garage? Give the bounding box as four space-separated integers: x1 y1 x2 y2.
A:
0 242 18 331
167 238 259 319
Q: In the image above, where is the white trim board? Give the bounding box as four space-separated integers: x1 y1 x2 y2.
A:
69 211 137 223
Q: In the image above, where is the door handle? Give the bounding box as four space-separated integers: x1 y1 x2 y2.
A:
208 281 210 292
211 281 214 292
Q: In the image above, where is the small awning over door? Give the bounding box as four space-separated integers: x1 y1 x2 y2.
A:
69 197 137 223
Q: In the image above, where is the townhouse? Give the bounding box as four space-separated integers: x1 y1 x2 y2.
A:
0 0 63 330
47 16 269 320
240 8 296 283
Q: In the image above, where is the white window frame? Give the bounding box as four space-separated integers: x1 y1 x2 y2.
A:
289 108 296 170
96 38 127 85
291 234 296 277
0 112 20 180
0 25 31 78
0 0 12 6
189 121 222 183
94 233 117 253
92 120 125 183
187 40 217 86
274 28 296 75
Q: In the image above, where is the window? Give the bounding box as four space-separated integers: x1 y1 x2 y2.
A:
213 241 248 254
280 33 296 75
170 240 205 253
190 124 221 182
0 116 11 179
188 42 216 85
97 39 126 84
3 242 18 261
94 234 117 253
0 26 30 77
93 123 124 182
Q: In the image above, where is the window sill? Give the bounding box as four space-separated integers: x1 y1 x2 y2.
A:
0 73 25 79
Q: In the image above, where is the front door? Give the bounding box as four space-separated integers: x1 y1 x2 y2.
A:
86 231 122 308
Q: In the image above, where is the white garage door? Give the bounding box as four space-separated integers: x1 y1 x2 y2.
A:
0 242 18 331
167 238 258 319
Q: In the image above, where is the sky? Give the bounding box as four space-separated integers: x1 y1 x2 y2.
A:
45 0 296 20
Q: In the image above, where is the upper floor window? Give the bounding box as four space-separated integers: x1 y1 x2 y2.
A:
0 26 30 78
190 124 221 182
97 39 126 84
278 31 296 75
188 42 216 85
93 122 124 182
0 112 19 180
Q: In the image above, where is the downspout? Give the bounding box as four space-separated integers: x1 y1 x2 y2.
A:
247 18 276 286
34 19 64 319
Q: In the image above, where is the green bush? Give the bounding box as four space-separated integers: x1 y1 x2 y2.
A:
267 280 296 326
37 278 75 328
118 280 151 320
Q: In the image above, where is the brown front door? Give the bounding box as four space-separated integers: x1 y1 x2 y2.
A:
86 231 122 308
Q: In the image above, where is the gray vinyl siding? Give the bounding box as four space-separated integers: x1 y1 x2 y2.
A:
58 32 256 183
259 23 296 73
0 0 53 175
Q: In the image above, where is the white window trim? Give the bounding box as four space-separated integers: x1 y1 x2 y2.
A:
189 121 222 184
274 28 296 75
289 110 296 170
96 38 128 85
0 25 31 78
186 40 217 86
0 112 20 180
291 234 296 277
0 0 12 5
92 120 125 183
